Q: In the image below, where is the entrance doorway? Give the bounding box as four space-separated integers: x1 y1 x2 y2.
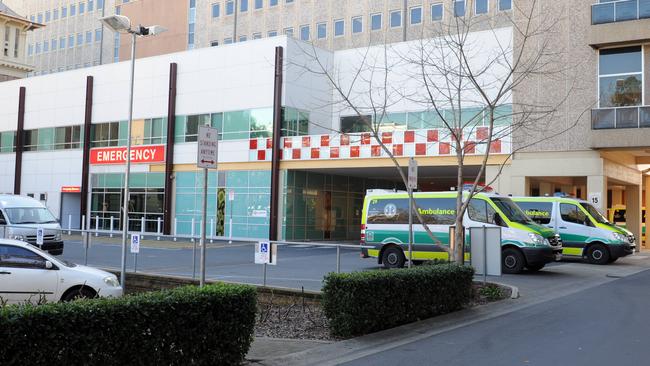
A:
60 192 81 229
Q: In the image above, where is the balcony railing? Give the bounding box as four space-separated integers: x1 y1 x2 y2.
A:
592 0 650 24
592 106 650 129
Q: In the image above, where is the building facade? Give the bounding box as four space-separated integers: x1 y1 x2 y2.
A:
0 1 42 81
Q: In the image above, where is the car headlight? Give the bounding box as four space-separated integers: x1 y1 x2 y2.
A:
528 233 546 246
611 232 628 243
103 276 120 287
12 235 25 241
55 232 61 241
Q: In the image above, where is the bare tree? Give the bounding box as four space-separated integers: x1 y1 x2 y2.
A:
291 0 587 265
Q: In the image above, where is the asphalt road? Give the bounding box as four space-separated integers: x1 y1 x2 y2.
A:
344 268 650 366
60 239 376 291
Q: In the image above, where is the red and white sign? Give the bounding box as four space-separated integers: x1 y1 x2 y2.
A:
90 145 165 165
61 186 81 193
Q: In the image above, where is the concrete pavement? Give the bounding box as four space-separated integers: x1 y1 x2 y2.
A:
252 253 650 365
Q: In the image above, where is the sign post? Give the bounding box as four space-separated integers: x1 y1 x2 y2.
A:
407 158 418 268
197 125 219 287
255 241 277 286
36 227 44 246
130 233 140 272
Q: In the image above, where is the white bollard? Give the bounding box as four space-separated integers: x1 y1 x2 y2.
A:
67 214 72 235
228 218 233 244
110 216 114 237
141 216 145 234
191 218 195 242
95 215 99 237
174 217 178 242
210 218 214 243
157 217 161 241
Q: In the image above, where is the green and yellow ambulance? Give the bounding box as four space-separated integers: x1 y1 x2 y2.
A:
360 191 563 274
607 204 646 243
512 196 635 264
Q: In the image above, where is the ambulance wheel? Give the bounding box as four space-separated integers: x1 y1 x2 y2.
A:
502 248 525 274
587 244 610 265
382 247 406 269
526 264 545 272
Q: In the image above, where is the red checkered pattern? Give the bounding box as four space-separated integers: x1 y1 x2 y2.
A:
248 127 510 161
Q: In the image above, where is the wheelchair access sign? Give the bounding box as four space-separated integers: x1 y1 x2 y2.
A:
255 241 277 265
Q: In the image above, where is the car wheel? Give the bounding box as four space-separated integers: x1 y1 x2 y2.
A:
502 248 526 274
382 246 406 269
61 287 97 302
607 257 618 264
526 264 545 272
587 244 610 265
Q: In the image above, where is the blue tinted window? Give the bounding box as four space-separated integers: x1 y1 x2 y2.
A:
410 7 422 24
79 2 85 14
88 0 94 11
270 0 278 5
51 39 57 50
69 35 74 48
45 11 50 22
255 0 263 8
60 37 66 48
37 13 43 23
226 0 234 14
390 10 402 27
475 0 488 14
86 31 92 43
268 30 277 37
70 4 76 16
454 0 465 17
334 19 344 36
53 9 58 19
599 46 642 75
352 16 362 33
240 0 248 12
431 3 443 21
98 0 104 9
95 29 102 41
77 33 83 45
300 25 310 40
212 3 220 17
499 0 512 11
317 22 326 39
62 6 67 17
371 13 382 30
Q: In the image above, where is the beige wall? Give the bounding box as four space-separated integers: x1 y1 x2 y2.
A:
119 0 188 61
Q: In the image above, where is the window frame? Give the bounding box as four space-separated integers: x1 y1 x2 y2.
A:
316 22 327 39
334 19 345 37
352 16 363 34
389 10 402 28
498 0 512 11
370 13 382 31
299 24 310 41
212 3 220 18
454 0 466 17
597 45 644 108
410 6 423 25
475 0 489 15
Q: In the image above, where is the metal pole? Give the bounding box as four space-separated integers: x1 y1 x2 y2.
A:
263 262 267 287
408 187 413 268
110 216 114 237
229 199 233 244
84 231 89 265
120 32 137 289
336 245 341 273
200 167 208 287
95 215 99 236
483 225 487 284
134 252 138 272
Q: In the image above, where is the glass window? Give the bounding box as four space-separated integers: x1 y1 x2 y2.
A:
98 0 104 9
390 10 402 27
239 35 247 42
88 0 94 11
35 42 41 54
334 19 344 36
515 201 553 225
68 35 74 48
223 110 251 140
0 245 46 269
300 25 310 40
599 46 642 107
286 0 294 3
371 13 382 30
70 4 76 16
95 28 102 41
53 9 59 20
352 16 363 33
226 0 234 14
79 2 85 14
212 3 220 17
475 0 488 15
37 13 43 23
255 0 263 9
77 33 83 46
43 41 49 52
60 37 66 49
62 6 67 18
0 131 15 153
28 44 33 56
560 203 589 225
317 22 327 39
45 11 51 22
268 30 277 37
499 0 512 11
224 37 233 44
86 31 92 43
454 0 465 17
270 0 278 6
250 108 273 138
341 115 371 133
253 32 262 39
468 198 498 224
240 0 248 12
51 39 57 50
410 6 422 24
284 27 294 37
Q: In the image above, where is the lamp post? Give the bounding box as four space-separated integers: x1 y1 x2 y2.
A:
99 15 166 289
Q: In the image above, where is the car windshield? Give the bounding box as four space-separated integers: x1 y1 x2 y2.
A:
5 207 57 224
580 203 609 224
490 197 533 224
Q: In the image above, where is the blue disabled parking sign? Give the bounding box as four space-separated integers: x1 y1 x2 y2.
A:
255 241 275 265
260 242 268 253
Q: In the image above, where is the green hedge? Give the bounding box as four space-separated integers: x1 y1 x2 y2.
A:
0 283 257 366
322 264 474 338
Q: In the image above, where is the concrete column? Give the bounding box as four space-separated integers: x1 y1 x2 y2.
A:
642 175 650 248
587 175 608 213
539 182 553 197
626 184 642 252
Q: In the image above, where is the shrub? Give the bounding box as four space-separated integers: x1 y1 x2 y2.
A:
322 264 474 338
0 283 257 366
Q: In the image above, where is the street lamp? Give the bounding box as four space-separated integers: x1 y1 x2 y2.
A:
99 15 166 290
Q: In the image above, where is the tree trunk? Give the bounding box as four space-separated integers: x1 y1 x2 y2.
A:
454 137 465 265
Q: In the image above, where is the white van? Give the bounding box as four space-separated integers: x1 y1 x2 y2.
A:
0 194 64 255
512 196 635 264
